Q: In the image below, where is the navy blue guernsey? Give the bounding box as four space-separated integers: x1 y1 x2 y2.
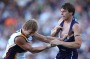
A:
56 18 79 59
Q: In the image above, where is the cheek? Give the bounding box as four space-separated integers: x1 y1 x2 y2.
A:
64 12 68 15
26 32 31 35
65 13 70 17
63 13 68 17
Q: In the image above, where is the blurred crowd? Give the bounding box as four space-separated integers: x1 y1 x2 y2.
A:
0 0 90 59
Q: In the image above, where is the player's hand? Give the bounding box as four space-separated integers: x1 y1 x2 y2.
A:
50 39 62 45
45 43 56 48
51 43 57 47
55 26 62 31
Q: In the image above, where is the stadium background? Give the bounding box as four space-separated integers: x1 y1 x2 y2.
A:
0 0 90 59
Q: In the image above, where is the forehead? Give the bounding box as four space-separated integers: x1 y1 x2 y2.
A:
27 29 31 31
60 8 68 12
27 29 35 32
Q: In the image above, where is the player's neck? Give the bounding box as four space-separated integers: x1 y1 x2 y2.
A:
65 16 73 23
21 29 28 38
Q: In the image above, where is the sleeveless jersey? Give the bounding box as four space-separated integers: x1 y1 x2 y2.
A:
56 18 79 59
2 29 32 59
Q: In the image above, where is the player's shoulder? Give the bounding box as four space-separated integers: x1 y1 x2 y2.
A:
73 23 80 30
73 18 80 27
57 17 63 25
15 36 26 45
73 19 80 27
58 18 63 22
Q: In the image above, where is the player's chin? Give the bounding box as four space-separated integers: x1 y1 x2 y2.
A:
62 17 66 20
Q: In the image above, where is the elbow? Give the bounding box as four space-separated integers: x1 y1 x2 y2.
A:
28 48 41 53
75 39 82 49
51 30 56 37
28 48 36 53
25 47 35 53
51 33 56 37
76 42 82 49
51 34 54 37
77 45 81 49
51 32 53 36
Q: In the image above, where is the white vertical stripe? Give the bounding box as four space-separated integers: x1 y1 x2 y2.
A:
71 51 73 59
58 31 61 38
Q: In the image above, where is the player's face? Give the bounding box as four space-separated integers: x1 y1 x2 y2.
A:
60 8 71 20
24 29 35 37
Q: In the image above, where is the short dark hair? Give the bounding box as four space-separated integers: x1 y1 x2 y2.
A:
61 3 75 15
23 19 38 31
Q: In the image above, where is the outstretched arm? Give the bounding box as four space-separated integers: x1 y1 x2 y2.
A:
33 32 64 43
15 36 51 53
50 24 82 48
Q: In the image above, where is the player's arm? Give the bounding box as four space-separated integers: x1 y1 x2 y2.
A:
50 24 82 48
51 19 63 37
15 36 51 53
33 32 64 43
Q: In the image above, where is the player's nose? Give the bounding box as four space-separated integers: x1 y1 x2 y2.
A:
61 12 63 16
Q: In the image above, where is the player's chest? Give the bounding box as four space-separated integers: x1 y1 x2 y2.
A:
61 23 71 36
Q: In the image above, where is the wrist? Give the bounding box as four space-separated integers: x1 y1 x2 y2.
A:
46 44 51 48
60 38 63 41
